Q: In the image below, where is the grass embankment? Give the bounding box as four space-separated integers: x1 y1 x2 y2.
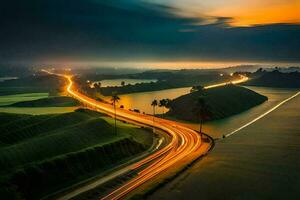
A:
0 109 152 200
167 85 268 122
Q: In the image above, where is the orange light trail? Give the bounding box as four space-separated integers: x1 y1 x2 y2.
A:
42 69 247 199
204 75 248 89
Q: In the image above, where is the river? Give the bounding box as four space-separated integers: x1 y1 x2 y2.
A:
102 81 298 139
178 86 299 138
104 87 191 114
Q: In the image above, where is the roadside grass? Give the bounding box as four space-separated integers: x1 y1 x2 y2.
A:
101 116 153 147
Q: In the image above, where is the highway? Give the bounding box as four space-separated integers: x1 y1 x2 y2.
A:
42 70 247 199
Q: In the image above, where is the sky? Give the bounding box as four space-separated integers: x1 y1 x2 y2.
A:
0 0 299 67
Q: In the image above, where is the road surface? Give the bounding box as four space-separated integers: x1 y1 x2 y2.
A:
42 70 247 199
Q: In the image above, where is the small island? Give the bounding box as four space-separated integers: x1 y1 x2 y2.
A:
167 85 268 122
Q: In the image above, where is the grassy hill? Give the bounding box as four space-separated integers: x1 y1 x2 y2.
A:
245 70 300 88
5 96 80 107
167 85 267 122
0 109 152 200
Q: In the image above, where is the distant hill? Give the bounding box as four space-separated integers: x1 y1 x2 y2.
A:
99 73 234 96
220 65 262 73
6 96 80 107
167 85 267 122
245 70 300 88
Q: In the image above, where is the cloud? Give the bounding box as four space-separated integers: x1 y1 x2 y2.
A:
0 0 299 63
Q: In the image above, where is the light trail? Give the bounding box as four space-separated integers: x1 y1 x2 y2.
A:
42 69 247 200
226 91 300 138
204 75 248 89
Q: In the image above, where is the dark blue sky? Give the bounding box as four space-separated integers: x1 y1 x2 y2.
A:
0 0 299 65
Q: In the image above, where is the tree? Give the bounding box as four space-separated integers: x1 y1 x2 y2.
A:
190 85 204 93
151 99 158 133
94 82 101 88
121 81 125 86
165 98 172 109
111 92 120 135
194 97 211 140
159 99 167 118
151 99 158 116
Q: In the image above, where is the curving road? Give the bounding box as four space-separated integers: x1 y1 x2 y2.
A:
42 70 247 200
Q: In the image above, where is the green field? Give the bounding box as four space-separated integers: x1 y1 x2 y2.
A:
0 93 48 106
101 116 154 147
6 96 80 107
0 86 51 96
0 109 152 200
0 94 80 115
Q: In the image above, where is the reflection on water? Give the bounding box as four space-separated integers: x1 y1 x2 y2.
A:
95 79 157 87
104 87 191 114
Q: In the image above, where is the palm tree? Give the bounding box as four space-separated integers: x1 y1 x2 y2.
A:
151 99 158 133
159 99 167 118
195 97 211 139
151 99 158 115
111 92 120 135
165 98 172 109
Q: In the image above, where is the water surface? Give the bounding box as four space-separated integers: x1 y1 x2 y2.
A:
149 89 300 200
180 86 299 138
104 87 191 114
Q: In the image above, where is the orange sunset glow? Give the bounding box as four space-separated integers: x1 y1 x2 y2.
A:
163 0 300 26
208 1 300 26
